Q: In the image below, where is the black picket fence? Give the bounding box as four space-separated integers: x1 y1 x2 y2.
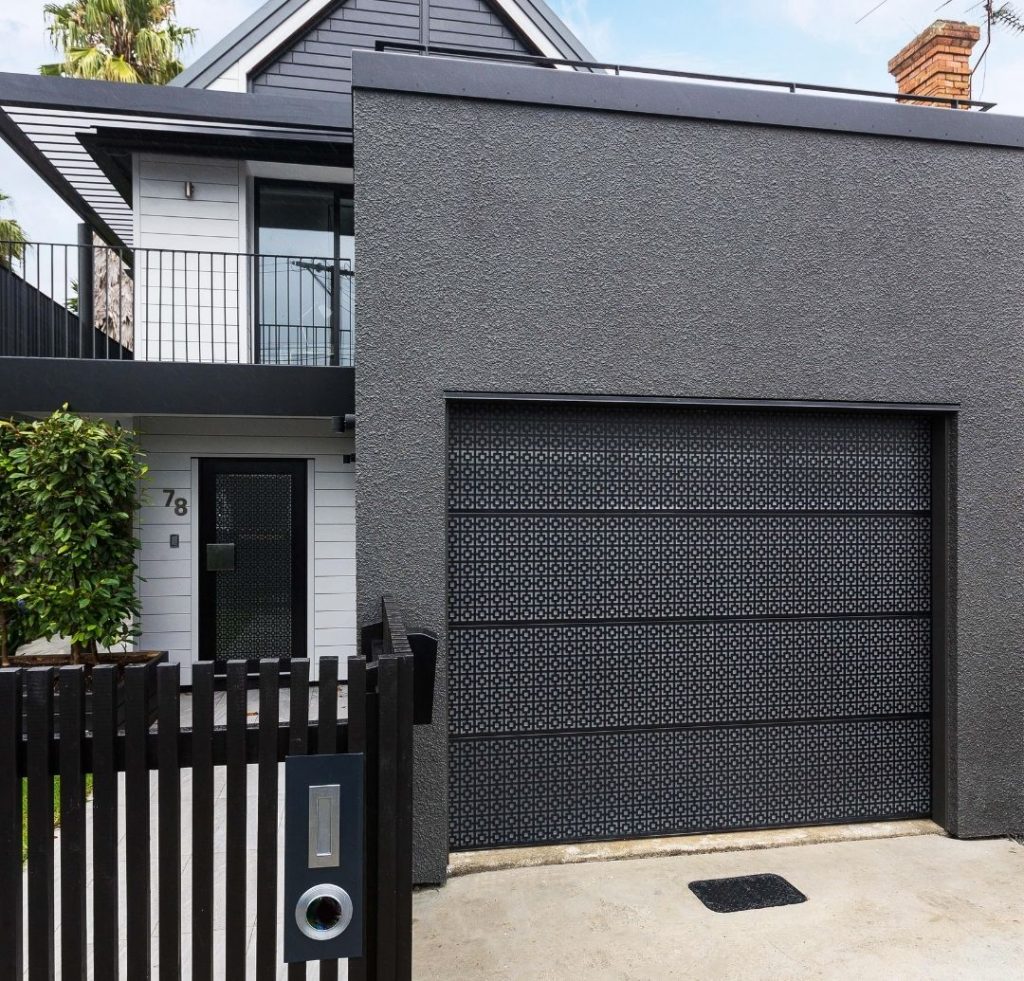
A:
0 599 417 981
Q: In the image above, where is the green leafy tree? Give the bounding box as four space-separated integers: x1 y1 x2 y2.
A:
41 0 196 84
6 407 148 663
0 191 27 268
0 421 32 666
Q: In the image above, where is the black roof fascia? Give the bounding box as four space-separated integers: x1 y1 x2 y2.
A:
0 359 354 417
0 71 353 131
86 126 353 169
351 50 1024 150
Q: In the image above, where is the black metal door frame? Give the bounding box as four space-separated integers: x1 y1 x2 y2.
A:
197 457 309 669
253 179 353 366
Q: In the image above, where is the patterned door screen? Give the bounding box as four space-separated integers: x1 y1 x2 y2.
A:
214 472 295 660
447 401 933 850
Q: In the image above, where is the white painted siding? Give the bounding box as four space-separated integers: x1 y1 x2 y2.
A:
135 417 355 682
132 154 249 362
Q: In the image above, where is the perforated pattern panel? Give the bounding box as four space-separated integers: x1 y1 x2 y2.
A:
450 720 930 850
451 618 931 736
448 403 932 512
448 401 933 850
449 514 931 623
214 472 294 660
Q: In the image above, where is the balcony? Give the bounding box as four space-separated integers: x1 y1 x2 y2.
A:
0 241 354 366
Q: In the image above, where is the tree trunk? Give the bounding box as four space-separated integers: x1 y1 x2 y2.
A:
0 608 8 668
70 639 82 665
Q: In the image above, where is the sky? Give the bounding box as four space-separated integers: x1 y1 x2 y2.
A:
2 0 1023 244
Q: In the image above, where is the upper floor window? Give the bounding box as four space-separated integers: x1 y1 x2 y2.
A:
255 181 354 366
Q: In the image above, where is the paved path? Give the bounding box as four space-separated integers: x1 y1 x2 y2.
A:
413 833 1024 980
26 686 349 979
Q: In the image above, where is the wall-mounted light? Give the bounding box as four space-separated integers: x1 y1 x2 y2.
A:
184 181 194 200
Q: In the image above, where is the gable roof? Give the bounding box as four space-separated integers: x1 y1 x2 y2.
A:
172 0 593 90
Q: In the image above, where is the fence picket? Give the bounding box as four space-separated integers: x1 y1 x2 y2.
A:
287 660 310 981
346 657 368 981
157 664 182 980
318 656 341 981
26 668 55 981
376 655 399 981
190 662 215 981
395 653 415 980
0 669 24 981
224 661 248 976
256 660 280 981
91 666 119 981
124 664 152 980
58 667 87 981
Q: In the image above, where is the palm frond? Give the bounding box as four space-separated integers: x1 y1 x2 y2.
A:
0 193 28 269
40 0 195 83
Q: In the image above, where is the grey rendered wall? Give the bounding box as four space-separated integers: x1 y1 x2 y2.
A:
251 0 529 98
353 88 1024 884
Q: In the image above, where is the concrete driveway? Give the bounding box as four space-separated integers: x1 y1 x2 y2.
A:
413 833 1024 980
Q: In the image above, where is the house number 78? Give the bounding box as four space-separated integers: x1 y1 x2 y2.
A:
163 489 189 516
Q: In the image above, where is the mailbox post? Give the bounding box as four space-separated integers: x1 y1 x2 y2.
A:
283 754 364 963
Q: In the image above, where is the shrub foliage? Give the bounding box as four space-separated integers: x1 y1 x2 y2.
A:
0 407 147 664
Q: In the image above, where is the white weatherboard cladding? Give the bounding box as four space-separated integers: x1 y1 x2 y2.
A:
132 154 249 362
135 417 355 681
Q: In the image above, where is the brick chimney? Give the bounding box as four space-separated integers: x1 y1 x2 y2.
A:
888 20 981 108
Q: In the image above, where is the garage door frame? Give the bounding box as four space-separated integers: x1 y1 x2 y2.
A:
445 391 957 846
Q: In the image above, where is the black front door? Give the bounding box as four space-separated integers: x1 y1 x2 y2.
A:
198 459 308 667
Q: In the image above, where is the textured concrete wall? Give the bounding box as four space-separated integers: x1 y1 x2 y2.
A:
353 87 1024 883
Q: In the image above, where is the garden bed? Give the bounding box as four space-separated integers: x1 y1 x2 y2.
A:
16 649 167 732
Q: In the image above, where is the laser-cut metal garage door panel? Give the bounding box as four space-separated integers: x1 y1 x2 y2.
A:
447 401 933 850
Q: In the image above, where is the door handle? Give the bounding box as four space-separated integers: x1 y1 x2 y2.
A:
206 543 236 572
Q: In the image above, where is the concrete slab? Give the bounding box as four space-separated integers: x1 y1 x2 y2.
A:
414 835 1024 981
448 819 943 876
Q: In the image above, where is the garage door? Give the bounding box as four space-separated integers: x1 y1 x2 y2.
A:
447 400 934 851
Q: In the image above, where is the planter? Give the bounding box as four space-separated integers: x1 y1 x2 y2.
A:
16 649 168 733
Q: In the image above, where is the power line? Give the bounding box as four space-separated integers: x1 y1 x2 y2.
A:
856 0 894 24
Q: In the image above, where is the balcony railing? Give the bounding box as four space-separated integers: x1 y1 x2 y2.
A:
0 242 354 366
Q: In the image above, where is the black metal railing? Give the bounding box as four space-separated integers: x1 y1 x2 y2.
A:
375 41 998 111
0 241 355 366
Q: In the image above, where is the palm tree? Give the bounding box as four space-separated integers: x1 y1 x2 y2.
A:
41 0 196 84
0 191 27 269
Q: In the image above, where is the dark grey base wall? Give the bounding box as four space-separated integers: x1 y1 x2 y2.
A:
353 83 1024 884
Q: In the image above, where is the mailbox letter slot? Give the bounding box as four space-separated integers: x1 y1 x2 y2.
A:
308 785 341 868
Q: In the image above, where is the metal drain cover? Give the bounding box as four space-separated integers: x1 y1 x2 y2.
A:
688 873 807 913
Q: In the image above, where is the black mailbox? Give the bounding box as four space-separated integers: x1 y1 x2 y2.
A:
359 622 438 724
283 754 364 963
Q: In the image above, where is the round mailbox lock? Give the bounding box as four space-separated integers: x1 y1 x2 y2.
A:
295 884 354 941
